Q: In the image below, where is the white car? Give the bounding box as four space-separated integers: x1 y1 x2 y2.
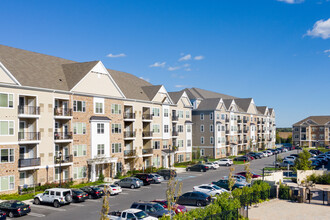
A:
261 151 268 157
98 183 122 195
266 150 273 156
193 184 228 196
284 156 296 161
205 162 219 169
108 209 157 220
216 158 233 166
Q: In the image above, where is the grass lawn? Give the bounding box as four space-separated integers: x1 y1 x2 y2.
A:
233 161 246 165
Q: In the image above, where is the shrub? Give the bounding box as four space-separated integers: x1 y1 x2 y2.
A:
307 173 330 184
98 173 105 182
278 184 290 200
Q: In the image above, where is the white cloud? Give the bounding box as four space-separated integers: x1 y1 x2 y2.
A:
194 55 204 60
184 68 192 72
139 76 150 82
306 18 330 39
106 53 126 58
168 66 181 71
178 54 191 61
149 62 166 68
183 63 190 67
324 49 330 53
277 0 304 3
175 85 188 88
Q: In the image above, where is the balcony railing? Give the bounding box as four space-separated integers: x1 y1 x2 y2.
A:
18 106 40 115
262 121 265 125
142 114 153 120
123 113 135 120
54 108 72 117
238 130 242 133
142 149 153 155
172 131 179 136
243 129 248 133
54 154 73 164
244 140 248 143
238 140 242 144
225 119 230 123
262 138 265 141
258 130 261 133
243 120 248 123
225 131 230 134
172 115 179 121
226 141 230 145
142 131 153 137
257 121 261 124
18 157 41 167
124 131 136 138
54 132 73 140
18 132 40 141
237 119 242 123
124 150 136 157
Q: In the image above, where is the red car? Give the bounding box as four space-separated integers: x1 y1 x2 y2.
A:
151 200 187 214
236 171 261 178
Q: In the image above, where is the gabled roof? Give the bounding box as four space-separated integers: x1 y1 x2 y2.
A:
234 98 253 113
223 99 234 110
293 116 330 126
168 91 185 104
196 98 222 110
256 106 268 115
183 87 237 100
141 85 163 101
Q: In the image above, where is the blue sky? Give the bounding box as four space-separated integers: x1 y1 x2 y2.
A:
1 0 330 127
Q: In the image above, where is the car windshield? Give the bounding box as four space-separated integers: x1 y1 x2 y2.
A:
153 203 164 211
135 211 148 218
72 189 83 194
110 185 117 187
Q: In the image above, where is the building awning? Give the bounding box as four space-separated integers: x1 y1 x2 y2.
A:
87 156 117 165
161 149 176 155
185 120 193 124
90 116 111 121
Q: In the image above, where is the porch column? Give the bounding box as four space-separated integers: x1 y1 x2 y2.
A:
91 164 96 182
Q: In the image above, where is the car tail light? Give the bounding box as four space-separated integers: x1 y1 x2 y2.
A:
29 205 31 209
96 191 99 194
113 189 116 191
17 208 21 212
78 195 82 198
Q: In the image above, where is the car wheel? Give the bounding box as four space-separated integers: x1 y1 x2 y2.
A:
130 184 135 189
187 168 191 172
34 198 41 205
165 176 170 180
196 200 203 207
88 194 92 199
65 194 72 203
200 169 203 172
53 200 60 208
226 163 229 167
8 212 14 218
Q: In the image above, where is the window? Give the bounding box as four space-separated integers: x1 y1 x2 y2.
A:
186 125 192 132
164 125 169 133
111 124 122 133
0 121 14 136
178 110 184 119
178 155 184 163
217 113 220 120
153 141 160 149
73 167 87 179
97 123 104 134
201 136 204 144
319 127 324 131
200 113 204 120
95 102 103 114
73 145 87 157
186 111 190 118
164 109 169 117
111 143 122 153
163 141 168 149
0 176 14 191
210 113 213 120
221 114 225 120
210 125 213 132
178 140 184 148
152 124 160 133
294 127 299 132
187 139 192 147
111 104 122 114
186 153 191 161
210 137 214 144
97 144 105 155
178 125 184 133
55 168 60 181
73 101 86 112
200 149 205 156
152 108 160 117
0 149 14 163
74 123 86 135
217 125 221 132
218 137 221 144
320 134 324 139
0 93 13 108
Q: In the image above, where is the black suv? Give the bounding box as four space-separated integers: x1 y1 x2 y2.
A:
133 173 154 186
186 164 209 172
130 201 173 217
156 169 177 180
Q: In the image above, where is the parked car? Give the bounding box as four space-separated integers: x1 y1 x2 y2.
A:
34 188 72 208
216 158 233 166
262 151 270 157
151 200 187 214
212 179 249 190
98 184 122 195
115 177 142 189
247 152 261 159
108 209 157 220
150 174 164 184
310 159 321 167
265 150 273 156
130 202 173 218
71 188 88 202
236 171 261 178
223 175 247 182
275 160 295 168
204 162 219 169
80 186 104 199
156 169 177 180
0 210 5 220
233 156 251 162
193 184 228 196
175 191 211 207
0 200 30 218
133 173 154 186
284 156 296 161
186 164 209 172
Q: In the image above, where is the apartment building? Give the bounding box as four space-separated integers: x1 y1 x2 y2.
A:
292 116 330 148
0 45 193 194
182 88 276 159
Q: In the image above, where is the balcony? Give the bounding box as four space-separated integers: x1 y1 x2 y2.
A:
18 106 40 117
226 141 230 145
142 114 153 121
262 121 265 125
123 113 135 120
244 140 248 144
238 140 242 144
54 108 72 118
54 132 73 142
258 130 261 133
262 138 265 141
257 121 261 124
18 132 40 142
124 131 136 139
18 157 41 168
225 131 230 135
142 131 153 138
54 154 73 164
225 119 230 123
142 148 153 156
124 150 136 157
172 131 179 137
243 129 248 133
237 119 242 123
172 115 179 121
238 130 242 133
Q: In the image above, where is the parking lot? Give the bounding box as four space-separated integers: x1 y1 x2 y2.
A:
4 151 296 220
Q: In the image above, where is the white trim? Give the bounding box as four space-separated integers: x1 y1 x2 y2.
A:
0 62 21 86
0 92 14 109
150 85 174 104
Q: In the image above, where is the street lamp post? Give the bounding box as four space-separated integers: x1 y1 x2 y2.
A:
296 143 300 154
56 152 62 188
274 151 278 171
169 145 172 170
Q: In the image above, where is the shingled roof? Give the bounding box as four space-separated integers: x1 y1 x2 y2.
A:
234 98 253 113
293 116 330 126
196 98 223 110
183 88 237 100
168 91 185 104
256 106 268 115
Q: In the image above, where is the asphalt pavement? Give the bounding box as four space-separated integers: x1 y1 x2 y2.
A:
12 151 293 220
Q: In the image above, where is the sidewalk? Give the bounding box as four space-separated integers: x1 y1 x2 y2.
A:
249 199 330 220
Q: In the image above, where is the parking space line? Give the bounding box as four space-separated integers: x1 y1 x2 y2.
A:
120 193 128 195
143 186 151 189
70 203 85 207
85 199 101 202
30 204 66 211
28 212 46 217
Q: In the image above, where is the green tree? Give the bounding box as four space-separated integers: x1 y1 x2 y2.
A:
166 175 182 219
244 163 253 184
228 167 235 192
100 186 110 220
293 149 312 171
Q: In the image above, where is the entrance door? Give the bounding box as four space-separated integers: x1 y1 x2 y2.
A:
63 169 69 181
55 145 60 157
62 101 68 115
63 146 69 161
19 146 26 159
27 98 34 114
